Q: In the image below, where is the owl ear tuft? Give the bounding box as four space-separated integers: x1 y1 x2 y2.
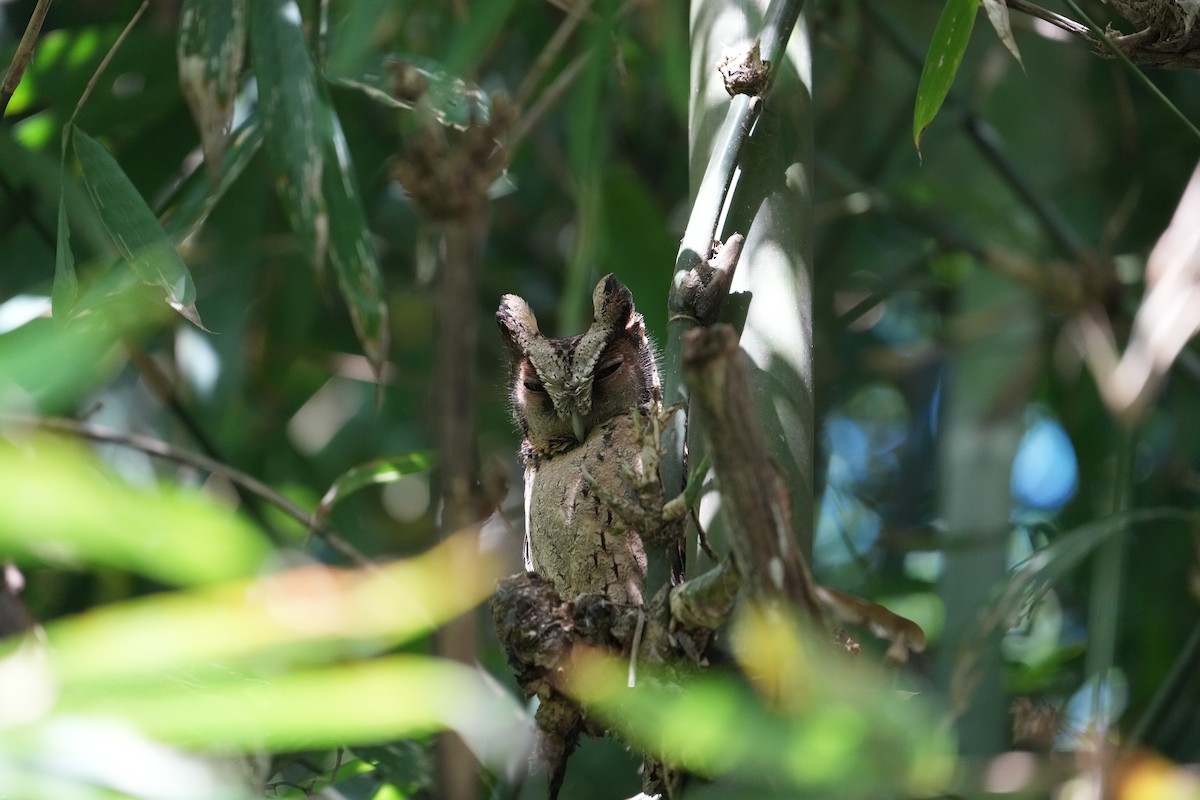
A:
593 274 634 330
497 294 539 356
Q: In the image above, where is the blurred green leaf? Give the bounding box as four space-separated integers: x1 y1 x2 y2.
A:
177 0 247 175
570 609 955 796
0 718 256 800
326 0 398 78
0 313 130 414
45 531 499 687
162 117 265 242
315 452 434 525
0 437 269 586
72 130 205 327
56 655 527 756
442 0 518 75
53 172 78 319
913 0 977 151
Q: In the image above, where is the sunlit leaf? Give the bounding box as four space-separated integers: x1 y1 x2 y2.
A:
45 531 499 687
568 613 956 796
0 313 130 414
980 0 1023 66
57 655 530 762
314 452 434 525
0 437 269 586
177 0 247 177
913 0 978 151
72 131 205 327
0 717 256 800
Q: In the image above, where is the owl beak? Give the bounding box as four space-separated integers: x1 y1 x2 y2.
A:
571 412 587 442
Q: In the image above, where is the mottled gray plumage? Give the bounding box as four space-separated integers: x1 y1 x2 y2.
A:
497 275 660 605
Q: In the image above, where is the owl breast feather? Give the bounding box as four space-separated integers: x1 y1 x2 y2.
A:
524 414 648 606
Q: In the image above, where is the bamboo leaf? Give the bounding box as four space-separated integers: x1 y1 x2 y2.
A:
314 452 434 525
913 0 978 151
249 0 390 374
53 149 78 320
57 655 528 760
45 532 500 687
323 110 391 372
163 117 265 243
177 0 247 178
72 130 204 327
0 438 269 586
249 0 327 269
980 0 1024 66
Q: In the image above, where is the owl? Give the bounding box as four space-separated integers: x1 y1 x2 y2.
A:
497 275 661 607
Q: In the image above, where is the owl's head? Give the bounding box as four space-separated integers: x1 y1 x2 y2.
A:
498 275 660 449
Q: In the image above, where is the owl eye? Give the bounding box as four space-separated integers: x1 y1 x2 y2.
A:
595 359 623 381
523 379 546 393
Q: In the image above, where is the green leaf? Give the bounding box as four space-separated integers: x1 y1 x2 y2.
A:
315 452 433 525
249 0 390 375
53 132 78 320
44 532 499 687
249 0 326 267
323 111 391 372
72 130 205 327
0 307 140 414
56 655 528 757
163 117 265 243
0 438 269 586
177 0 247 177
442 0 519 76
571 613 956 795
913 0 978 151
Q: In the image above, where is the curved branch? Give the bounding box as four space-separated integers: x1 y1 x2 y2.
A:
4 415 373 567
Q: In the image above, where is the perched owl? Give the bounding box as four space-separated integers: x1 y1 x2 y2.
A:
497 275 661 607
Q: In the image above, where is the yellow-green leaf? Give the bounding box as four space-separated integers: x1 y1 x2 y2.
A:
45 531 498 687
0 438 269 585
57 655 529 759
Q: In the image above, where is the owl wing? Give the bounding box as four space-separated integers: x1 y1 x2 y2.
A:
523 461 537 573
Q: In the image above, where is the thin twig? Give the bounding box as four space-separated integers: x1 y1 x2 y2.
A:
516 0 595 109
1005 0 1094 39
124 342 283 542
0 0 55 120
6 414 374 567
508 50 590 153
69 0 150 127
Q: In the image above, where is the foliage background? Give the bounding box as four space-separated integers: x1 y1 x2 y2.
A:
0 0 1198 797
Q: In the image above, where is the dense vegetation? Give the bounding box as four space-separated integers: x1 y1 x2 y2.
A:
0 0 1198 798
